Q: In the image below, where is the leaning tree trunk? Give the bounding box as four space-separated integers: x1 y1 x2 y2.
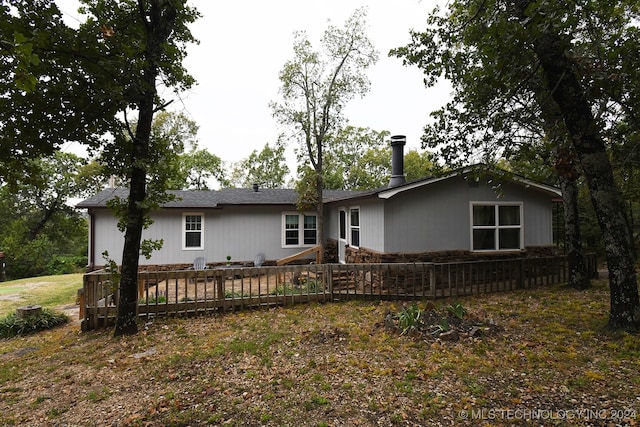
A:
114 0 178 336
517 7 639 328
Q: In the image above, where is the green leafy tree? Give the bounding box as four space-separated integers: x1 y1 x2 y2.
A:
299 126 440 194
75 0 199 336
393 0 639 328
404 149 441 182
0 152 91 279
0 0 120 184
322 126 389 190
98 111 226 191
1 1 199 335
321 127 440 190
176 145 228 190
272 8 378 260
230 143 289 189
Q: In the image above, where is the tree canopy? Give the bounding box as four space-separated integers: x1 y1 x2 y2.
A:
272 8 378 257
0 0 120 183
0 152 93 279
393 0 640 328
23 0 201 336
230 142 289 189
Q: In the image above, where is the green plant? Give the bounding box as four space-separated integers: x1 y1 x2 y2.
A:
46 255 87 275
140 295 167 304
0 309 69 338
304 395 329 411
101 251 120 295
446 303 467 319
86 387 111 403
224 290 247 298
397 304 423 335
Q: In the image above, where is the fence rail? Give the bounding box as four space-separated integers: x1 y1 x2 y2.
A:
80 254 596 330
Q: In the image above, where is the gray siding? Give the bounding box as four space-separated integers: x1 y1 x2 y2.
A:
522 192 554 246
382 176 555 252
324 206 338 242
360 200 385 252
90 206 318 266
383 178 469 252
326 200 385 252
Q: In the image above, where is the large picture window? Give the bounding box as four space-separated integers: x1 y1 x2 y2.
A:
183 213 204 250
283 212 317 247
471 203 522 251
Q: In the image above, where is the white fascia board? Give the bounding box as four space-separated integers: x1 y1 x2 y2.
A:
377 175 453 200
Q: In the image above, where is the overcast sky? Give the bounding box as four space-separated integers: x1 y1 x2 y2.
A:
58 0 451 172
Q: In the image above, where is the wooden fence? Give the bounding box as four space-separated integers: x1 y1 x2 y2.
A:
80 254 597 330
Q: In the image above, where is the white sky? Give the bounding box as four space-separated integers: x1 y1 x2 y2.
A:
58 0 451 172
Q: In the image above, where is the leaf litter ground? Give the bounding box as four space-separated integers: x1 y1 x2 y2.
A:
1 279 639 426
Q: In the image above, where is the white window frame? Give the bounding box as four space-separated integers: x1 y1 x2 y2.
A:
182 212 204 250
470 202 523 252
349 206 360 249
282 212 317 248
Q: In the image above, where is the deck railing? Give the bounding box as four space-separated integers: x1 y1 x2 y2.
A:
80 254 596 330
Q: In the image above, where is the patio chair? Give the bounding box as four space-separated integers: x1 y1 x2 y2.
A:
254 252 265 267
191 257 210 282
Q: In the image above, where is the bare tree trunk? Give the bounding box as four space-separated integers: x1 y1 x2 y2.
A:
316 144 325 264
114 0 177 336
533 87 591 291
557 172 590 289
114 164 146 336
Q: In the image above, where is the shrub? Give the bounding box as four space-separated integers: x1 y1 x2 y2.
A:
47 255 88 275
0 309 70 338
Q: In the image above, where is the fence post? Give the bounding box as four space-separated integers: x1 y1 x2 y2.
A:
429 264 436 297
215 271 225 312
516 258 524 289
326 264 334 301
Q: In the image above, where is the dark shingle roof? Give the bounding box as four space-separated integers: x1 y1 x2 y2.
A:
76 187 361 209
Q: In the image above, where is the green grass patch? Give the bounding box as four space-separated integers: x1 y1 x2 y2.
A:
0 274 82 316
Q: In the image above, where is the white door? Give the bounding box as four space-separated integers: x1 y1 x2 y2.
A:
338 208 347 264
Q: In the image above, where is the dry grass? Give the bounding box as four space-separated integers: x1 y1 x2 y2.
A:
0 278 639 426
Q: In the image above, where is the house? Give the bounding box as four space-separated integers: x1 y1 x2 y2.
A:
77 186 356 270
77 136 561 269
324 136 561 263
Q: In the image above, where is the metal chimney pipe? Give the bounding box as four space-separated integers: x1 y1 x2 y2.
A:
252 183 259 192
388 135 406 188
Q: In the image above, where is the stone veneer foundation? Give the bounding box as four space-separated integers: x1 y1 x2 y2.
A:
325 239 559 264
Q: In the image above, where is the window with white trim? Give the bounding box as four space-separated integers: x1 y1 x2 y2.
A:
183 212 204 250
349 207 360 248
283 212 317 247
471 203 522 251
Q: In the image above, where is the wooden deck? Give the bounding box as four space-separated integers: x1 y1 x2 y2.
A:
80 254 597 330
